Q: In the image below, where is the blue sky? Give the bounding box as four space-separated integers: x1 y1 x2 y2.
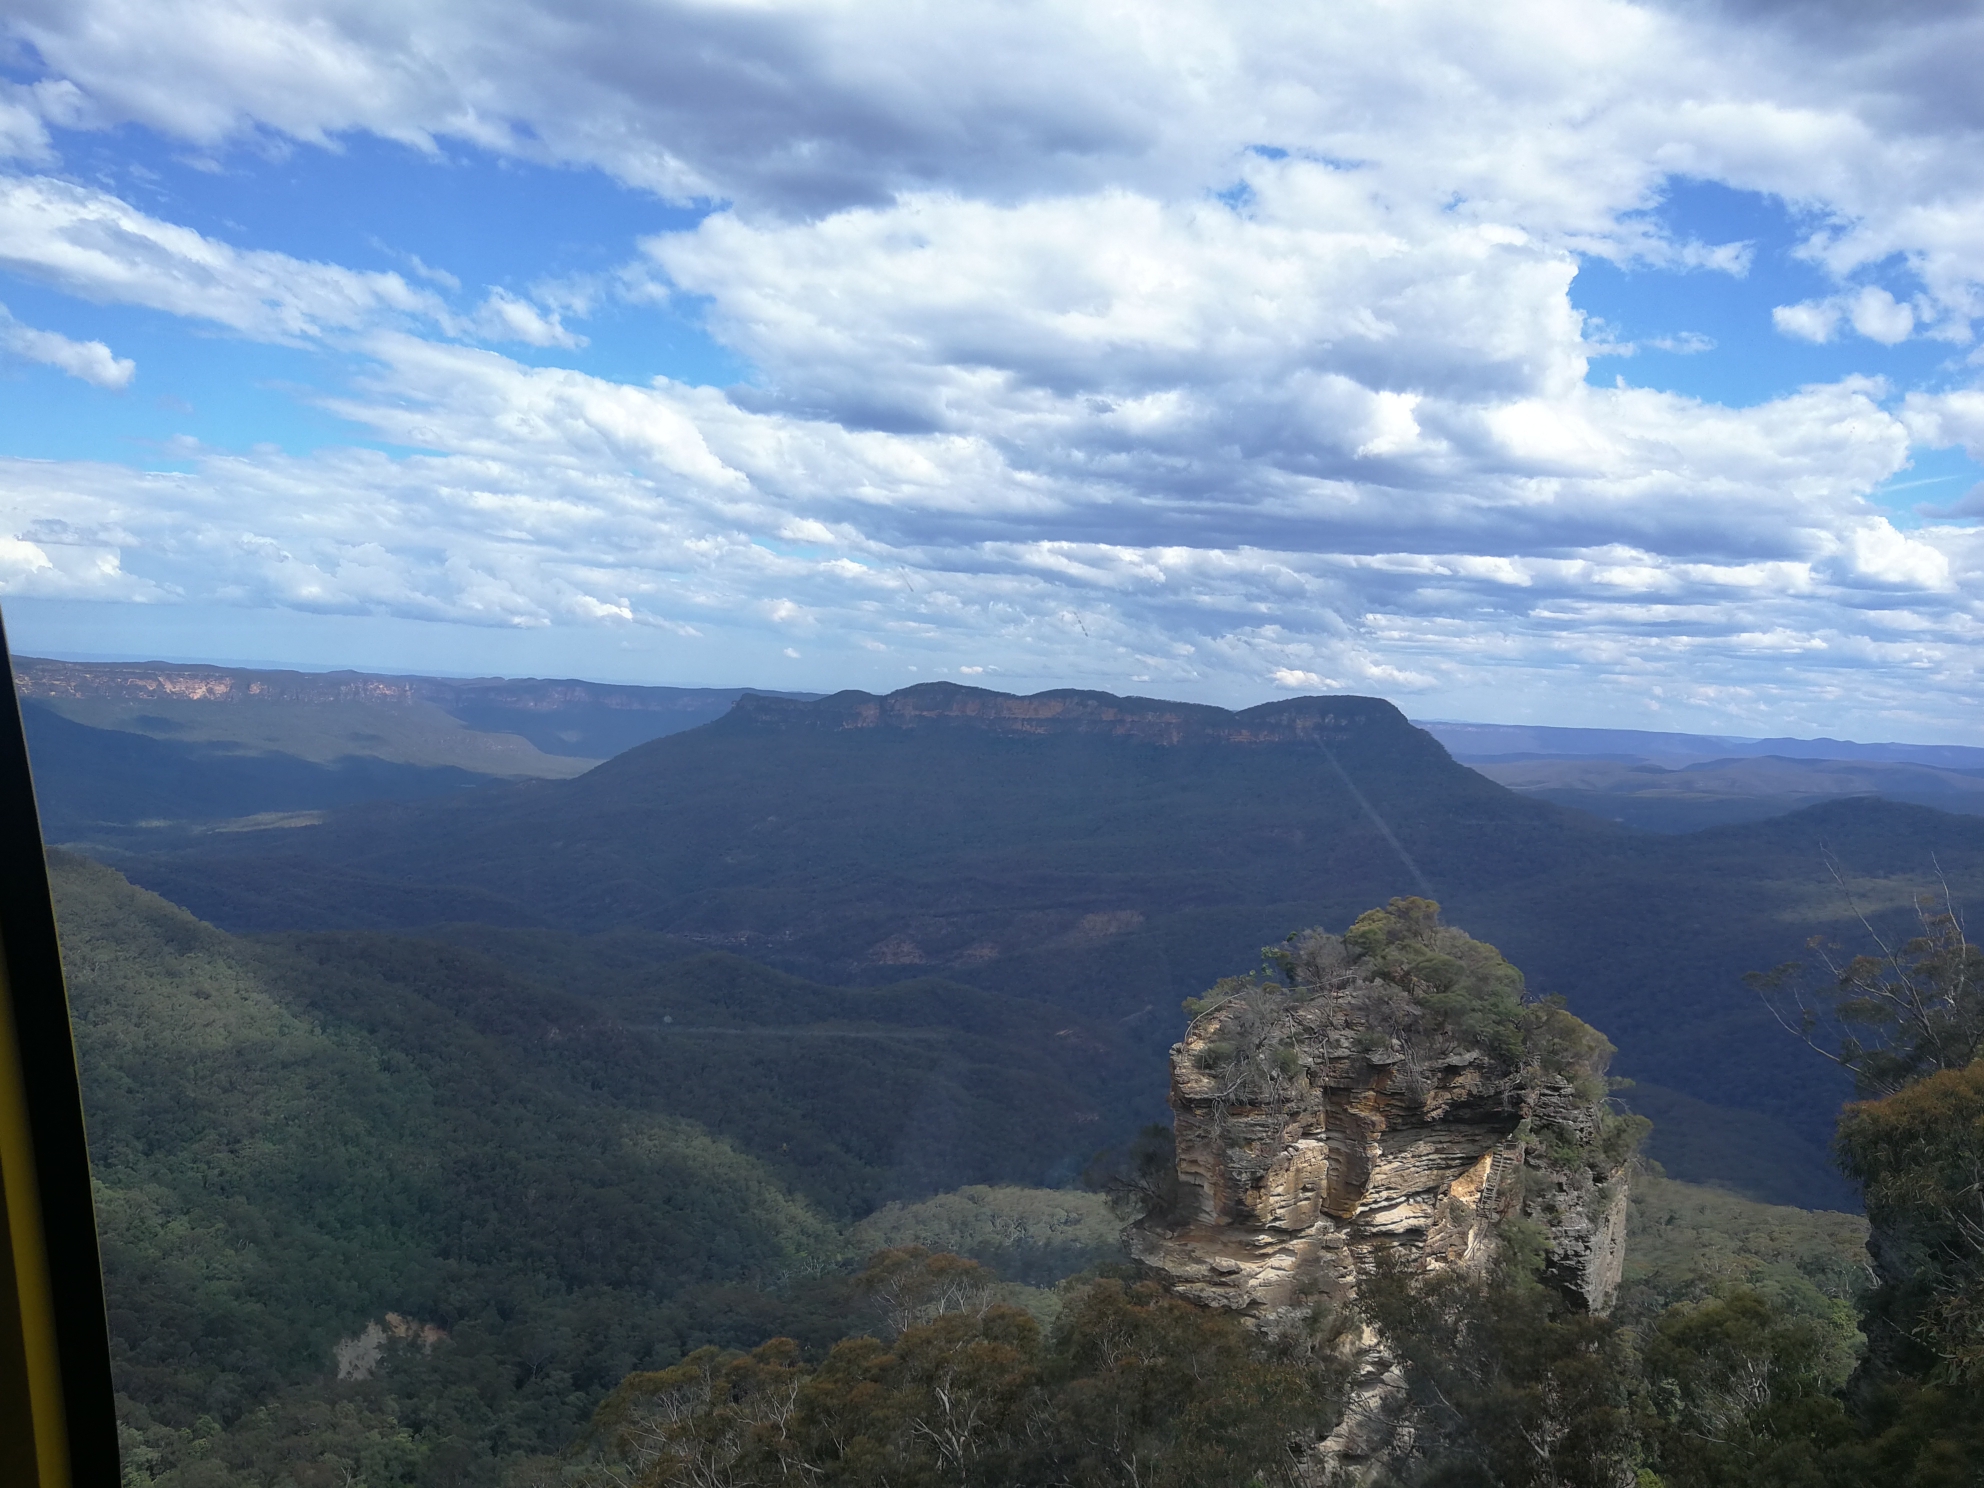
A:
2 0 1982 740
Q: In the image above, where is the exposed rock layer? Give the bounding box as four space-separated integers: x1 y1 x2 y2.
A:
732 682 1426 750
1130 903 1636 1476
17 655 768 714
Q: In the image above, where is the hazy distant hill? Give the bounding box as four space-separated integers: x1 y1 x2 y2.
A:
23 701 511 839
98 681 1984 1208
1418 717 1984 831
112 683 1592 952
1419 718 1984 770
1469 752 1984 833
33 654 1970 843
19 655 818 836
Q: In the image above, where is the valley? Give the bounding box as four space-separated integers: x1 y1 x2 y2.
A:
29 663 1984 1481
55 850 1877 1488
1424 719 1984 833
55 679 1984 1210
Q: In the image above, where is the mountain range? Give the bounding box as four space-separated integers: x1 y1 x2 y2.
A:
1420 719 1984 833
56 842 1871 1488
63 679 1984 1211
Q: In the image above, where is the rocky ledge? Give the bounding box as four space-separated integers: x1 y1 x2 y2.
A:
1131 898 1643 1475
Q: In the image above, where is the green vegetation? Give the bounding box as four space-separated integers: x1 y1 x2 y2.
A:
1341 895 1533 1063
1837 1061 1984 1384
68 846 1982 1487
1619 1172 1868 1375
61 851 841 1485
104 684 1984 1207
551 1255 1333 1488
37 692 592 774
552 1188 1882 1488
540 1136 1895 1488
52 854 1145 1486
848 1187 1122 1288
543 910 1984 1488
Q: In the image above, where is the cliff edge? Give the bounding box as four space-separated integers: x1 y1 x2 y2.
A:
1131 898 1644 1474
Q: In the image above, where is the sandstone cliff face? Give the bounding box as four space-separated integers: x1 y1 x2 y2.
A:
1131 900 1638 1474
730 681 1439 754
14 656 743 716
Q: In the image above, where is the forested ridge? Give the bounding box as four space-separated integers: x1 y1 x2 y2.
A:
552 903 1984 1488
53 854 1128 1484
104 684 1984 1209
60 850 1974 1487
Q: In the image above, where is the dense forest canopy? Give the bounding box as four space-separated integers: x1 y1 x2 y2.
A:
62 849 1982 1487
86 684 1984 1211
557 904 1984 1488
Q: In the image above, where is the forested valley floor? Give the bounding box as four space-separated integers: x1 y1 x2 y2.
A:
62 853 1953 1488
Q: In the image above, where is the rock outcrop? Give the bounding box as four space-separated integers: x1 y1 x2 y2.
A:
1131 898 1641 1478
729 681 1445 755
14 654 746 717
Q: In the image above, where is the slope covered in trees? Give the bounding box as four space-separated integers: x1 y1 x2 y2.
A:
66 857 1891 1487
99 683 1984 1207
52 854 1147 1483
548 905 1984 1488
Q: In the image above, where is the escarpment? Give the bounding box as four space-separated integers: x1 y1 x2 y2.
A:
1131 898 1644 1472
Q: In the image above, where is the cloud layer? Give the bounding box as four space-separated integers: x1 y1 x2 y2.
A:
1 0 1982 736
0 301 132 386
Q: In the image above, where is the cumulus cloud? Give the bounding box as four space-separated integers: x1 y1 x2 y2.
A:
469 288 587 348
1773 299 1840 343
0 173 588 350
1271 667 1338 690
1848 286 1916 345
1773 287 1918 346
0 173 444 339
0 333 1975 731
1901 389 1984 458
3 0 1984 732
0 303 133 387
1 0 1978 272
11 0 1984 343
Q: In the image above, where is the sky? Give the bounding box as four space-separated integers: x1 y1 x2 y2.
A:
1 0 1982 740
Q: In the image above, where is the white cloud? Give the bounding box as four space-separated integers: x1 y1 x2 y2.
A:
4 0 1980 297
645 169 1590 473
1900 389 1984 458
0 173 590 352
1773 298 1839 343
1773 286 1920 347
1847 285 1915 345
0 77 90 163
3 0 1984 733
0 303 133 387
0 90 52 164
0 333 1975 732
9 0 1984 355
1271 668 1334 690
470 288 587 348
0 173 444 339
1646 331 1715 355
